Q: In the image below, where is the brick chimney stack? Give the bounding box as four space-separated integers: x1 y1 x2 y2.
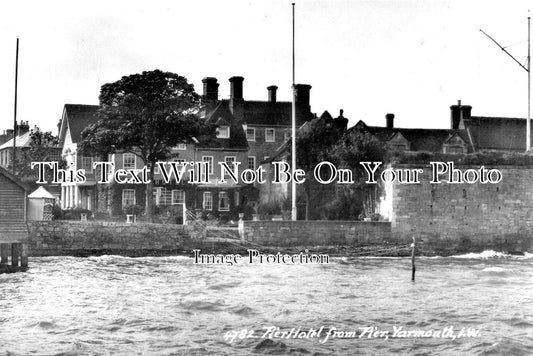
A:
229 76 244 101
18 120 30 135
294 84 312 111
267 85 278 102
450 100 471 129
386 113 395 129
202 77 219 102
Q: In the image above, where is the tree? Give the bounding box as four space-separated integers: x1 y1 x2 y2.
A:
330 129 389 219
14 129 61 185
80 70 203 219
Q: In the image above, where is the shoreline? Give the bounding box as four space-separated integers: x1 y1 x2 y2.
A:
28 241 530 259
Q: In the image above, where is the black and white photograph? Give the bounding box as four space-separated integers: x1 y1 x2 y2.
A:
0 1 532 355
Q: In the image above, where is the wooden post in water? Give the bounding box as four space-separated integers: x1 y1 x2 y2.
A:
20 243 28 268
11 243 20 267
411 237 416 281
0 244 10 264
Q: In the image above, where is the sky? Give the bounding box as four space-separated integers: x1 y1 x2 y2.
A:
0 0 531 134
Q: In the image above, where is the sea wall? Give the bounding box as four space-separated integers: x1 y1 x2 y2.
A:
241 220 392 246
27 221 192 256
389 164 533 254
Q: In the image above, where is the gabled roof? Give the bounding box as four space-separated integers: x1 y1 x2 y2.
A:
0 166 31 191
59 104 99 145
350 123 473 152
0 130 32 150
197 102 248 150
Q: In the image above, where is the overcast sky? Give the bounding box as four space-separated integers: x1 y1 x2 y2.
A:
0 0 531 134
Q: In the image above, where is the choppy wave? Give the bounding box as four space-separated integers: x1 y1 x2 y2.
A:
451 250 531 259
0 255 532 355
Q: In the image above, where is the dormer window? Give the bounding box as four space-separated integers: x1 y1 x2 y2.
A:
175 143 186 150
217 126 230 138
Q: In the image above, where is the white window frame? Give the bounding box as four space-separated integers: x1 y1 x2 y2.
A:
217 126 230 138
176 143 187 150
122 189 136 207
218 191 230 211
246 128 256 141
171 190 185 205
265 128 275 142
123 153 136 170
202 156 214 174
203 191 213 211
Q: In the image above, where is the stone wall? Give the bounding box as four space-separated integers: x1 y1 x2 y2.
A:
27 221 192 256
389 164 533 254
241 220 392 246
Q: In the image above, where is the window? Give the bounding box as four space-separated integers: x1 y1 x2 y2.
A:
284 130 290 142
446 146 464 154
234 191 240 207
123 153 136 169
246 128 255 141
172 190 185 205
122 189 136 207
219 192 230 211
203 192 213 210
176 143 186 150
81 156 93 173
202 156 213 174
392 144 407 152
223 156 237 179
217 126 230 138
247 156 256 170
153 187 172 205
265 128 275 142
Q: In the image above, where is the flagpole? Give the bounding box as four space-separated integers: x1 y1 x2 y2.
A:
291 3 297 221
526 16 531 151
13 38 19 175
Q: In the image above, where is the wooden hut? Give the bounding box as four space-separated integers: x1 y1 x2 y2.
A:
0 166 30 271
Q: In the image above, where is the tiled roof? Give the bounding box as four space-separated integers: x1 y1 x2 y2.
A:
198 102 248 150
62 104 99 144
350 123 473 152
0 130 32 150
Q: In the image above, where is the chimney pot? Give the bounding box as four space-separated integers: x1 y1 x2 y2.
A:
267 85 278 102
386 113 395 129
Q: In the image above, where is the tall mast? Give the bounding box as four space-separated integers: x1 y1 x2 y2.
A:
291 3 297 220
13 38 19 175
480 15 531 151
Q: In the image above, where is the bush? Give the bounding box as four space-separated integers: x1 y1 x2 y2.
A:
123 204 144 215
257 201 282 219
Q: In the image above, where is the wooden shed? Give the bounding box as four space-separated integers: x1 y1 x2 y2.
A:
0 167 30 270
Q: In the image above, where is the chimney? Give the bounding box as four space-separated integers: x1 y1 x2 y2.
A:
294 84 312 110
386 113 395 129
334 109 349 131
267 85 278 102
18 120 30 135
202 77 219 101
450 100 470 130
229 76 244 100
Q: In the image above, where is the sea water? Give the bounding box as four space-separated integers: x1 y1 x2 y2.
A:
0 251 532 355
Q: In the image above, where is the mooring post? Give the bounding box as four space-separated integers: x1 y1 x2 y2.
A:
11 243 20 267
0 243 9 264
20 243 28 268
411 237 416 281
